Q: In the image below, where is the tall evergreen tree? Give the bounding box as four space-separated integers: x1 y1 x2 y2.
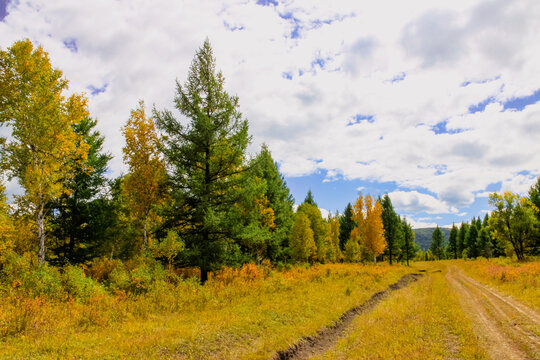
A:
458 222 468 258
400 217 417 266
448 223 458 259
466 224 479 258
339 203 355 251
430 226 445 260
304 190 316 206
250 144 294 262
50 117 112 264
381 194 401 264
155 39 255 283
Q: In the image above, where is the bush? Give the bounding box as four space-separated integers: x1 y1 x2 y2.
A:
62 265 104 301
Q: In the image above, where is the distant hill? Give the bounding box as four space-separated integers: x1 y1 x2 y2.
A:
413 227 450 250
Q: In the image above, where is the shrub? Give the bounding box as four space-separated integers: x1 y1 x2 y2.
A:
62 265 104 301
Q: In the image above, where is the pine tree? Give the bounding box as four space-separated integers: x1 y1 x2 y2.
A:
381 194 401 264
154 39 254 283
304 190 316 206
466 224 479 258
339 203 355 251
458 222 468 258
448 223 458 259
250 144 294 262
400 217 417 266
50 117 112 264
429 226 445 260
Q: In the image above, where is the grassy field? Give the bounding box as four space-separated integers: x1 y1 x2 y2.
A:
312 262 487 360
0 263 412 359
452 258 540 310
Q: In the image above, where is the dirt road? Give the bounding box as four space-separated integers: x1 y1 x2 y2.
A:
446 266 540 360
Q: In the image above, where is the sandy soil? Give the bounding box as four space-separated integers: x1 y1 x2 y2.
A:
446 266 540 360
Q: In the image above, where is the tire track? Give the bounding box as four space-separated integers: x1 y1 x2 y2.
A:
271 272 423 360
446 266 540 360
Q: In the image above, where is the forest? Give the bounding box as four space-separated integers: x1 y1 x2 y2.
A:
1 39 540 359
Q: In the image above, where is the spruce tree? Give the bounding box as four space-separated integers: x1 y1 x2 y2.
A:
381 194 401 264
155 39 254 283
50 117 112 264
430 226 445 260
250 144 294 262
448 223 458 259
339 203 355 251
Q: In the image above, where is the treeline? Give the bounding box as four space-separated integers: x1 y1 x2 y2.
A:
426 183 540 261
0 39 419 285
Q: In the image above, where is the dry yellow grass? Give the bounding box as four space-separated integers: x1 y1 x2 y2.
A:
452 258 540 310
312 262 487 360
0 263 412 359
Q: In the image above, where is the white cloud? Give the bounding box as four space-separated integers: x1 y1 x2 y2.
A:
388 190 454 215
1 0 540 217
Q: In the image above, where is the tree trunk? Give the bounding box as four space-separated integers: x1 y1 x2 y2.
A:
374 254 377 264
37 202 46 266
143 210 149 251
389 247 393 265
200 266 208 285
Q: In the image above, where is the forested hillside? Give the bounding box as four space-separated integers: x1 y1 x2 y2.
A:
413 228 450 250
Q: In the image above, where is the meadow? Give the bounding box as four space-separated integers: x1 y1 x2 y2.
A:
0 256 412 359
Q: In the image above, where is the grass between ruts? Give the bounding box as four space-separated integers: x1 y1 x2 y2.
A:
0 263 412 359
451 258 540 311
312 262 487 360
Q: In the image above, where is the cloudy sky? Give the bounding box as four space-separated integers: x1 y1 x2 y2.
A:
1 0 540 228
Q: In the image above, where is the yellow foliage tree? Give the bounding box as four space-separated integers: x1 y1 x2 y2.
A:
289 213 316 262
0 39 89 265
122 100 167 250
0 182 15 254
350 194 386 263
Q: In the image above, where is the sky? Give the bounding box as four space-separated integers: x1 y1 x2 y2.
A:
1 0 540 228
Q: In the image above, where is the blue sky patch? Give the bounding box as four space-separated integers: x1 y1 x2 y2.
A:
468 96 496 114
347 114 374 126
503 88 540 111
0 0 8 21
282 72 292 80
87 83 108 96
63 38 78 53
223 21 244 31
256 0 278 6
390 72 406 83
432 120 464 134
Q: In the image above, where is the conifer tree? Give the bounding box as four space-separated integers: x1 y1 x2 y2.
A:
448 223 458 259
155 39 255 283
400 217 417 265
339 203 355 251
50 117 112 264
458 222 468 258
250 144 294 261
466 224 479 258
430 226 445 260
381 194 401 264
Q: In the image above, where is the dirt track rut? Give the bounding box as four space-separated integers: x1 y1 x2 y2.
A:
446 266 540 360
